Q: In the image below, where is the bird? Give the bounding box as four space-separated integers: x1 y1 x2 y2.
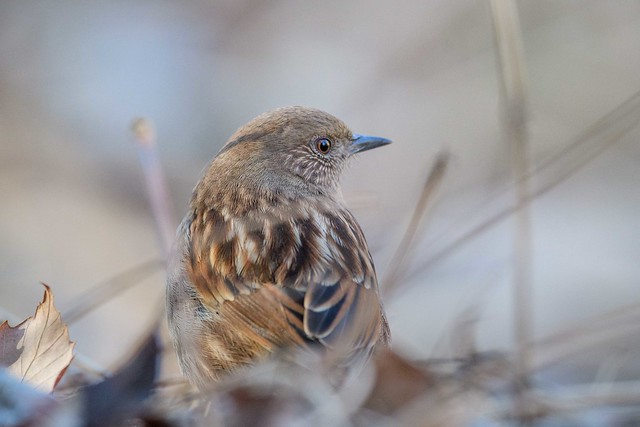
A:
166 106 391 388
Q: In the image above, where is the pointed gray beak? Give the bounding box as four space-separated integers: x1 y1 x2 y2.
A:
349 133 392 155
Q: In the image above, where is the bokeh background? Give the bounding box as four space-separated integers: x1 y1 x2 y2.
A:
1 0 639 398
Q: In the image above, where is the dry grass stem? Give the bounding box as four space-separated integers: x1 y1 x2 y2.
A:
131 117 178 257
531 382 640 414
531 302 640 372
490 0 533 417
409 90 640 283
62 259 163 324
382 152 449 296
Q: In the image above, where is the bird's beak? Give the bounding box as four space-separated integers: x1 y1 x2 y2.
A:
349 134 392 155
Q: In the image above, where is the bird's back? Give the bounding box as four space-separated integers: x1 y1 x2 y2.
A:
167 190 389 386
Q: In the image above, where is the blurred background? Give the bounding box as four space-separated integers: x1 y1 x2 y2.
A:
0 0 639 411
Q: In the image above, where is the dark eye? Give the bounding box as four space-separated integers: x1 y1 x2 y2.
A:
315 138 332 155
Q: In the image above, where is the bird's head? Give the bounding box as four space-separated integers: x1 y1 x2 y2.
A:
199 106 391 205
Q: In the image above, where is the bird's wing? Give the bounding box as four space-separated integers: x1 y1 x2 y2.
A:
301 209 388 360
185 206 388 359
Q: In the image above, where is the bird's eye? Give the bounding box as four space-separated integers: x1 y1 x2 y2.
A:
315 138 332 155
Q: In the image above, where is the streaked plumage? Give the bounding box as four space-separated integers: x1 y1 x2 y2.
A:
167 107 390 388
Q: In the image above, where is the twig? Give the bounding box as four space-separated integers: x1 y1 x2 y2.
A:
532 382 640 413
530 302 640 372
493 383 640 421
131 118 177 258
489 0 533 411
382 152 449 295
63 259 164 324
70 353 111 379
153 376 191 389
591 348 632 395
409 90 640 281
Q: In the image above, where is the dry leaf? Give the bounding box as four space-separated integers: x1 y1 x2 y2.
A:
0 284 74 392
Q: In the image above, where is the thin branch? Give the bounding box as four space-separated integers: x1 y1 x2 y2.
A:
532 382 640 413
490 0 533 406
408 90 640 281
70 354 110 379
528 90 640 194
63 259 164 325
131 118 177 258
530 302 640 372
383 152 449 295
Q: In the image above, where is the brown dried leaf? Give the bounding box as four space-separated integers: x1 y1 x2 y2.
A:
0 284 74 392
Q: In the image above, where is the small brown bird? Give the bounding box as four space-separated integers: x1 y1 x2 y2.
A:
167 106 391 388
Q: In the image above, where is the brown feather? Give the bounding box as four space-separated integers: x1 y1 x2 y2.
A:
181 201 387 379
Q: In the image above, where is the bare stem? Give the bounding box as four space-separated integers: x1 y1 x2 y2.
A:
131 118 177 258
409 90 640 281
63 259 164 324
489 0 533 417
531 302 640 372
382 152 449 295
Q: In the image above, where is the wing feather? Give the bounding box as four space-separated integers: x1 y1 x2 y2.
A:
185 204 388 372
